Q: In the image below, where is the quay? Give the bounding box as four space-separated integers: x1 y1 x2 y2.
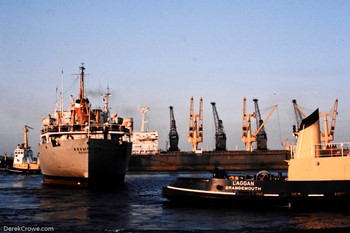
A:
128 150 289 171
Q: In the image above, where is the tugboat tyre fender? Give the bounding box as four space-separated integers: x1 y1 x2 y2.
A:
256 170 271 181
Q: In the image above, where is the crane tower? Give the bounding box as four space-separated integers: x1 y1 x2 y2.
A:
242 97 277 151
320 98 338 148
188 97 203 153
253 99 267 150
292 99 306 134
211 102 226 151
242 97 256 151
292 99 338 148
168 106 179 151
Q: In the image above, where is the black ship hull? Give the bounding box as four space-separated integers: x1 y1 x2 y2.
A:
162 173 350 208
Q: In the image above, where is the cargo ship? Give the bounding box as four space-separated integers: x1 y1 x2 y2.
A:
163 109 350 208
38 64 132 188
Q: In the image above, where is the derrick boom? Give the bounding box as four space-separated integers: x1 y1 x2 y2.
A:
168 106 179 151
188 97 203 152
211 102 226 151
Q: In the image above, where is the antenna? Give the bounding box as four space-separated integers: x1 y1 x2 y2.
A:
61 69 64 113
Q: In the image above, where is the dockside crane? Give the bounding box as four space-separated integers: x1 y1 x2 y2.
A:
168 106 179 151
188 97 203 153
253 99 267 150
242 97 256 152
211 102 226 151
320 98 338 148
292 98 338 147
292 99 306 134
242 97 277 151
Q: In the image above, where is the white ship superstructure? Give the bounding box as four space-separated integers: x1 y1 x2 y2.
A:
132 107 159 154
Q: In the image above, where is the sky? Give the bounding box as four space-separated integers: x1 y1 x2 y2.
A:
1 0 350 155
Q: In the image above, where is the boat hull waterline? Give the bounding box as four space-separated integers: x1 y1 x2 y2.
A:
163 176 350 207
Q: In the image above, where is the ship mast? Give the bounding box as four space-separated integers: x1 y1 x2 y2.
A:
60 69 64 114
74 64 90 125
79 63 85 100
139 107 150 132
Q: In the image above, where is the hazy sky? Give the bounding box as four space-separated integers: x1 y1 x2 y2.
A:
1 0 350 155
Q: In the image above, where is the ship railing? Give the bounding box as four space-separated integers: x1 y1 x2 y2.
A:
290 145 295 159
41 122 130 134
290 142 350 159
315 142 350 158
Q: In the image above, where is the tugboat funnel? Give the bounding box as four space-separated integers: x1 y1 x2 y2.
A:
294 109 320 159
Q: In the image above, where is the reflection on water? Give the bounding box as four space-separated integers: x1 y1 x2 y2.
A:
1 172 350 232
290 211 350 230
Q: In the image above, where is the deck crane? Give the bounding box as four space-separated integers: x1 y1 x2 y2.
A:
320 98 338 148
253 99 268 150
292 99 307 134
188 97 203 153
168 106 179 151
211 102 226 151
242 97 278 151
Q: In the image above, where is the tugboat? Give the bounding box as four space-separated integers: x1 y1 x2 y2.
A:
6 125 41 174
38 64 132 188
163 108 350 207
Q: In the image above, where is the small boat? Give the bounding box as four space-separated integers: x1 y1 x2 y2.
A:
6 125 41 174
163 108 350 208
0 154 12 171
38 64 132 188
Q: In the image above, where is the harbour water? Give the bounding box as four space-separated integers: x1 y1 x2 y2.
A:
1 171 350 232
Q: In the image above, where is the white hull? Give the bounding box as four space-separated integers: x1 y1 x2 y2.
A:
38 65 132 188
38 138 132 187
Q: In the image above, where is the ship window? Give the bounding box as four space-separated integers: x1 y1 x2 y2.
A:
51 137 60 147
